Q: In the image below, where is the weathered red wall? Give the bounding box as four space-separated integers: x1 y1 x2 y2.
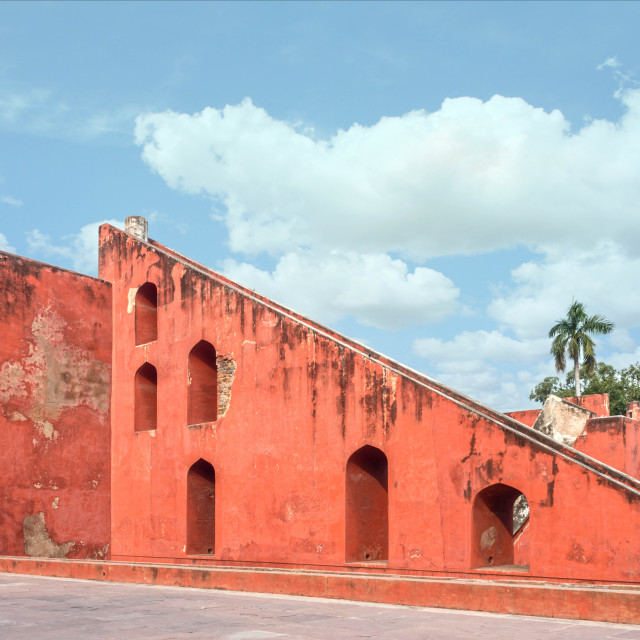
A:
505 409 539 427
574 417 640 479
99 225 640 584
0 251 111 559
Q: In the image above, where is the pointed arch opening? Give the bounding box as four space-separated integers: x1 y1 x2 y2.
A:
135 282 158 345
472 483 530 570
134 362 157 432
345 445 388 563
187 459 215 555
188 340 217 425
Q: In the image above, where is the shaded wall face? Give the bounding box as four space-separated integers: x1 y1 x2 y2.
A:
187 460 215 555
0 252 112 559
471 484 523 568
345 446 388 562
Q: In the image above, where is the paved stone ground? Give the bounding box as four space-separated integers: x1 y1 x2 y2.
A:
0 573 639 639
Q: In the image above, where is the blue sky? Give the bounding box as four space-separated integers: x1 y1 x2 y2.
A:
2 1 640 411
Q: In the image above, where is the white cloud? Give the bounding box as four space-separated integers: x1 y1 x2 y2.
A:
488 241 640 340
27 219 123 274
412 330 555 410
135 91 640 260
0 195 23 207
136 91 640 406
607 346 640 370
414 331 547 368
224 250 459 330
413 334 559 411
597 56 621 71
608 328 636 352
0 232 15 253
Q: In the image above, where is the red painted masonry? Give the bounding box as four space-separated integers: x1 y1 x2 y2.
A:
0 252 111 559
1 223 639 622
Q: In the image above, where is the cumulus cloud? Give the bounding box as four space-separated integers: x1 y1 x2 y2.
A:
0 232 15 253
136 91 640 259
412 329 558 410
488 241 640 340
135 90 640 407
0 195 23 207
414 331 548 369
224 250 459 330
27 219 123 274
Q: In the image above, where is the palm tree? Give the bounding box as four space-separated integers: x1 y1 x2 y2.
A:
548 301 614 397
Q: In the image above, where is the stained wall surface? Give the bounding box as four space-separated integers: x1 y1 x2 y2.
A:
574 417 640 479
0 252 112 559
99 225 640 584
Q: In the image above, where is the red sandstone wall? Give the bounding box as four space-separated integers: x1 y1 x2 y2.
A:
99 225 640 584
505 409 539 427
0 251 111 559
566 394 610 417
574 417 640 479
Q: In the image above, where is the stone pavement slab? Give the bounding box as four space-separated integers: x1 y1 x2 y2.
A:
0 573 639 639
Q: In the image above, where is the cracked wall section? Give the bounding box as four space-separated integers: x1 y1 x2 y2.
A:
23 512 74 558
0 251 112 559
217 355 237 418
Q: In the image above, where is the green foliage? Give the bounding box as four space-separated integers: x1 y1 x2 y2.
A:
548 301 614 396
529 361 640 415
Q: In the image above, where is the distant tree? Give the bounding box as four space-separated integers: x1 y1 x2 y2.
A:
528 376 574 404
529 361 640 416
548 301 614 397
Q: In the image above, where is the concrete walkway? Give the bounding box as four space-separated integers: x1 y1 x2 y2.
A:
0 573 639 640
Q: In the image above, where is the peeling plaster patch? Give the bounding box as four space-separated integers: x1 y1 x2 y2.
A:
93 543 109 560
149 430 156 437
6 410 27 422
0 307 111 423
217 355 237 418
480 526 497 551
51 497 59 509
33 483 43 489
36 420 58 441
23 512 74 558
409 549 422 558
0 362 27 403
127 287 138 313
31 306 66 342
91 480 99 489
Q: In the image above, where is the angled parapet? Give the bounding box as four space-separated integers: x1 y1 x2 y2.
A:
532 395 594 446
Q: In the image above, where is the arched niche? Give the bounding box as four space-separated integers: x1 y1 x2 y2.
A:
187 340 217 425
135 282 158 345
345 445 388 563
134 362 157 432
187 459 215 555
472 483 530 570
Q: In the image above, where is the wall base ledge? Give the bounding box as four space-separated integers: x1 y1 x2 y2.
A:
1 556 638 624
